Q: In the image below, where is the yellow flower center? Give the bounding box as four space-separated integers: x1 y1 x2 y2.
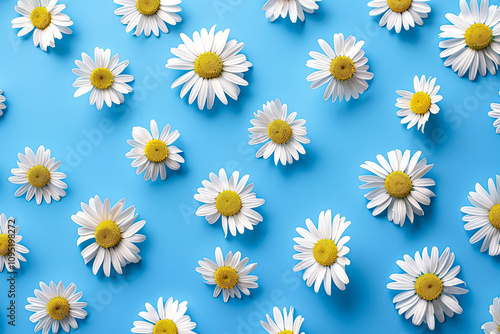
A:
0 234 11 257
94 220 121 249
313 239 338 266
153 319 178 334
27 165 51 188
136 0 161 16
145 139 169 163
267 120 293 144
47 297 70 320
90 68 114 90
414 273 443 301
30 7 51 30
465 23 493 50
330 56 355 81
215 190 242 217
385 171 412 199
410 91 432 115
194 52 223 79
214 266 239 289
279 331 294 334
387 0 412 13
489 204 500 229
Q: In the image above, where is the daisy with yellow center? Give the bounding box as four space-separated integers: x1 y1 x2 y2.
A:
262 0 321 23
26 281 87 334
71 195 146 277
482 297 500 333
0 90 5 117
261 307 305 334
368 0 431 33
388 247 468 330
0 214 29 273
196 247 258 302
439 0 500 81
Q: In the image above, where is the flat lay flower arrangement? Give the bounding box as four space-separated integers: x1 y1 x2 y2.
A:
1 0 500 333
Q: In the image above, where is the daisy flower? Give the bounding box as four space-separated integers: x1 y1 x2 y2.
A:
126 120 185 181
359 149 435 226
396 75 442 133
71 195 146 277
261 307 305 334
306 33 373 102
368 0 431 33
482 297 500 333
248 99 310 166
262 0 321 23
166 25 252 110
72 47 134 110
387 246 468 330
11 0 73 52
0 90 5 116
25 281 87 334
293 210 351 294
114 0 182 37
439 0 500 81
9 146 67 205
131 297 196 334
0 214 29 273
196 247 258 302
488 103 500 134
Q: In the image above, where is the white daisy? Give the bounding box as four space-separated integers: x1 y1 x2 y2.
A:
72 47 134 110
25 281 88 334
482 297 500 333
488 103 500 134
71 195 146 277
0 214 29 273
126 120 184 181
261 307 305 334
9 146 67 205
439 0 500 81
114 0 182 37
368 0 431 33
293 210 351 294
306 33 374 102
11 0 73 52
194 168 265 237
166 25 252 110
131 297 196 334
196 247 258 303
248 99 310 166
0 90 6 116
396 75 442 133
387 246 468 330
262 0 321 23
359 149 435 226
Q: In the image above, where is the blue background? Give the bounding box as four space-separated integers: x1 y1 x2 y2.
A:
0 0 499 333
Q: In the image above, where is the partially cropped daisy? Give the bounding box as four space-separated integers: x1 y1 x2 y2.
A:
166 25 252 110
114 0 182 37
488 103 500 134
72 47 134 110
482 297 500 333
359 149 435 226
261 307 305 334
293 210 351 294
0 90 5 116
387 247 468 330
26 281 87 334
0 214 29 272
307 33 373 102
71 195 146 277
126 120 184 181
131 297 196 334
368 0 431 33
11 0 73 52
262 0 321 23
194 168 264 237
196 247 258 302
9 146 67 205
249 99 310 166
439 0 500 81
396 75 442 133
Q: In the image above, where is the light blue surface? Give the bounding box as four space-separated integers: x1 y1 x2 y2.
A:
0 0 499 333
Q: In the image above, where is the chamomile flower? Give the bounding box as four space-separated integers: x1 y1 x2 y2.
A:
488 103 500 134
293 210 351 294
396 75 442 133
72 47 134 110
196 247 258 303
126 120 184 181
114 0 182 37
261 307 305 334
9 146 67 205
11 0 73 52
166 25 252 110
368 0 431 33
359 149 435 226
306 33 373 102
0 90 5 116
439 0 500 81
262 0 321 23
387 247 468 330
131 297 197 334
25 281 88 334
482 297 500 333
71 195 146 277
0 214 29 273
